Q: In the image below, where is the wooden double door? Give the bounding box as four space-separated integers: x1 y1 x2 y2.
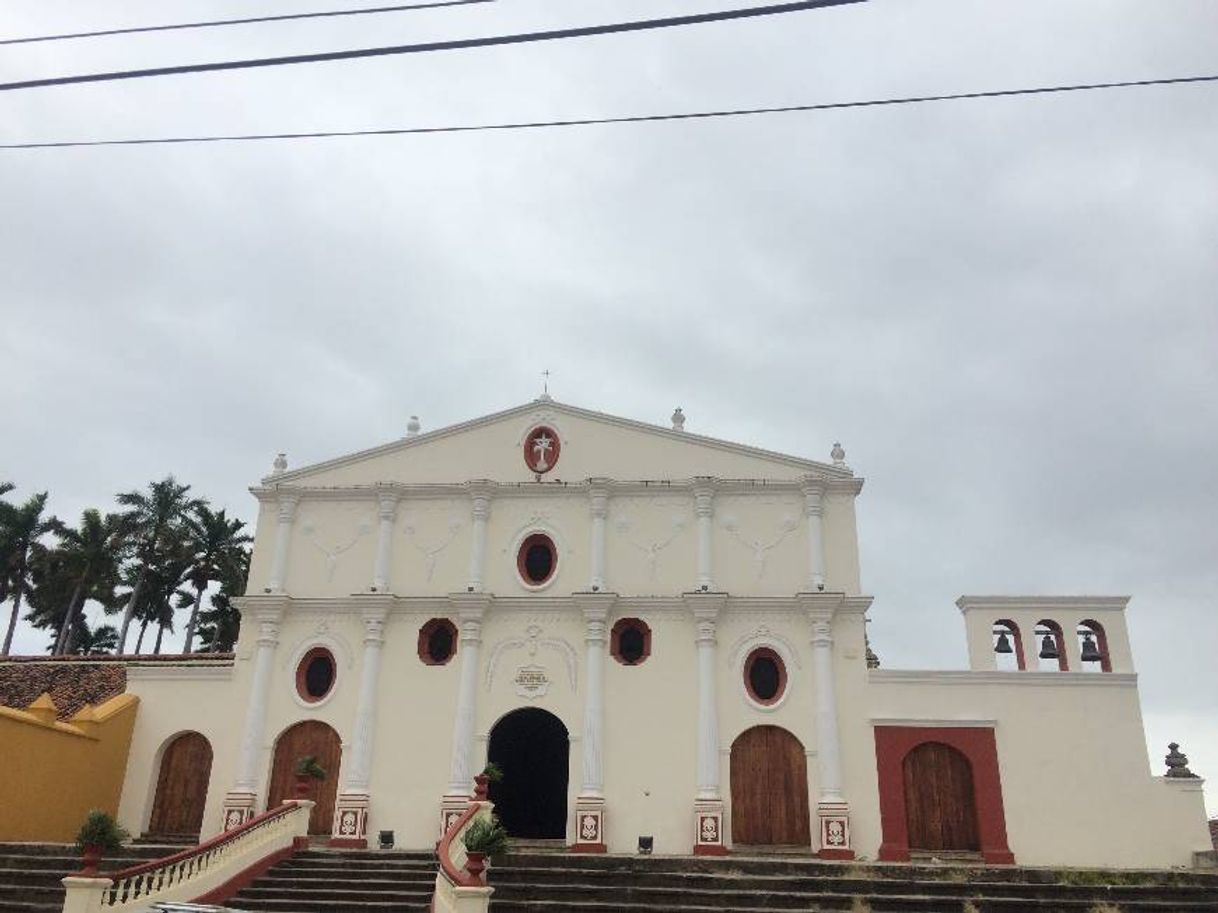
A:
266 721 343 835
902 742 980 852
148 732 213 838
730 726 811 847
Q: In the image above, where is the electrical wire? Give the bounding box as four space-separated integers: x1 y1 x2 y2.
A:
0 1 496 47
2 73 1213 151
0 1 864 92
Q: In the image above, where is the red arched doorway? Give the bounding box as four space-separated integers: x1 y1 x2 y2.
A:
266 721 342 835
148 732 213 839
730 726 811 847
902 741 980 852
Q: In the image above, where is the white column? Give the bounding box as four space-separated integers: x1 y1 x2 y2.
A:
446 598 487 795
265 493 299 593
371 489 399 592
221 603 282 829
801 476 827 591
588 481 609 592
466 484 492 592
693 478 716 591
689 595 727 854
574 595 612 851
332 608 388 845
809 611 852 856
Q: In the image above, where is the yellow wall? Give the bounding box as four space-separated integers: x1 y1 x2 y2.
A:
0 693 139 842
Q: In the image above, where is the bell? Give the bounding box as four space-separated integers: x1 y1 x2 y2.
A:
994 631 1013 654
1038 633 1059 660
1080 633 1103 663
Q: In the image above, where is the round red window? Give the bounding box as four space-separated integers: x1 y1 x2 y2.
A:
296 647 336 703
744 647 786 705
523 426 560 474
517 533 557 586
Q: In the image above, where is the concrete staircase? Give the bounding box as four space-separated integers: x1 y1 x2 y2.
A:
226 848 436 912
487 852 1218 913
0 843 181 913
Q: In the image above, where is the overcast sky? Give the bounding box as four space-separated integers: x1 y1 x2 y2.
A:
2 1 1215 813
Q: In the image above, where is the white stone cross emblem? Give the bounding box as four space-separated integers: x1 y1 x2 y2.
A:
532 433 554 472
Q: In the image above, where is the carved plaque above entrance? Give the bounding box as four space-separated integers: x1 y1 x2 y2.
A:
513 664 551 700
524 426 560 474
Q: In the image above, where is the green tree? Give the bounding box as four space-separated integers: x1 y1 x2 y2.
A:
197 547 249 653
1 490 59 655
181 506 252 653
114 477 203 654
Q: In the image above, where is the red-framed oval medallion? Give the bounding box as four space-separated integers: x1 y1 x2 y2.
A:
523 426 560 474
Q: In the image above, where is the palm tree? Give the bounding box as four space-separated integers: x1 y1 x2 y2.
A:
181 506 252 653
198 548 249 653
49 510 125 655
1 491 59 656
114 477 203 654
69 620 118 656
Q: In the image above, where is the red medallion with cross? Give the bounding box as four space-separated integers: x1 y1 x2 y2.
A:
524 426 560 474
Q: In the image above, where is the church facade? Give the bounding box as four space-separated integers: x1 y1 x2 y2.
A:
114 399 1211 868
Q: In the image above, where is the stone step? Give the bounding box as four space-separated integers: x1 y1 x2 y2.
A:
254 874 435 890
490 899 1218 913
226 900 429 912
272 859 436 873
236 885 433 903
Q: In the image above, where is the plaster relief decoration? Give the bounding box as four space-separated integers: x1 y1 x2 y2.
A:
486 624 578 693
513 665 551 699
728 625 803 672
524 425 561 474
615 513 689 580
720 514 800 579
301 519 372 581
402 514 463 581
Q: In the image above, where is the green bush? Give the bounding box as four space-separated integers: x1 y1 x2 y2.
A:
75 809 129 852
294 755 327 780
462 816 509 856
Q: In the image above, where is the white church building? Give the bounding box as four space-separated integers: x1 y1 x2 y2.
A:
115 398 1212 869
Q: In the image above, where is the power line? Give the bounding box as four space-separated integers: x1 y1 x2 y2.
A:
0 0 864 92
0 1 496 47
3 73 1213 151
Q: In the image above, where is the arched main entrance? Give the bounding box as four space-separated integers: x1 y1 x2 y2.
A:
902 742 980 852
266 720 342 835
730 725 811 847
487 708 569 839
148 732 213 838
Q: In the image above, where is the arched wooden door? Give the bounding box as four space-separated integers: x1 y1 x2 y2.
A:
730 726 811 847
902 742 980 852
148 732 213 838
266 721 342 835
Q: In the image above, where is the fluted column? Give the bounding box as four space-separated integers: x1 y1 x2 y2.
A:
573 594 614 852
693 478 716 591
801 476 827 591
331 606 388 847
466 483 492 592
440 594 490 831
265 493 299 593
588 480 610 592
220 602 283 829
809 611 853 858
371 488 399 592
688 593 727 855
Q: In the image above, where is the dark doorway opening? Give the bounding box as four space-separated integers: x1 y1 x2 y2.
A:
487 707 569 839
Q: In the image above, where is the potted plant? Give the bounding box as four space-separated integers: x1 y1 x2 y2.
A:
74 809 130 876
473 762 503 800
461 816 508 881
294 755 327 797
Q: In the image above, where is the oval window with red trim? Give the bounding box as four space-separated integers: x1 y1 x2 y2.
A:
517 532 557 586
611 618 652 666
523 426 560 474
296 647 336 703
744 647 786 705
418 618 458 666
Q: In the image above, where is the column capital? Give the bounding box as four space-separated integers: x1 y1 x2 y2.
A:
361 610 388 647
449 592 491 644
800 475 826 513
588 479 611 517
686 592 726 644
375 486 401 519
573 592 616 616
275 490 301 521
465 480 496 516
692 477 718 516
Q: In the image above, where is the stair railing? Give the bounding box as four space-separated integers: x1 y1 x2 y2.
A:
61 800 313 913
432 800 495 913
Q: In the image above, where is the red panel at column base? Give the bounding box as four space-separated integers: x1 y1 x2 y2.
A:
569 843 607 854
983 849 1016 865
816 847 855 860
877 843 910 862
693 844 729 856
328 837 368 849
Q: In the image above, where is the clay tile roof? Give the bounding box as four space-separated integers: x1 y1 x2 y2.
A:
0 661 127 719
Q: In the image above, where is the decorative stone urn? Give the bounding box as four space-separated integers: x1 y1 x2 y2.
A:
77 844 103 877
473 773 490 801
465 851 486 882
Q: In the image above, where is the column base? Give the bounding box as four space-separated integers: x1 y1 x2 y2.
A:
692 799 728 856
330 791 370 848
440 792 472 835
220 790 259 831
572 797 607 853
816 801 852 859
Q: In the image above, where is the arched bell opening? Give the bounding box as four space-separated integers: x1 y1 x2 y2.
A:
1076 619 1112 672
486 707 570 839
1033 619 1068 671
991 619 1025 671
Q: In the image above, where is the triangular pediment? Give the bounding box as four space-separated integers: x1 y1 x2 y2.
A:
262 399 852 488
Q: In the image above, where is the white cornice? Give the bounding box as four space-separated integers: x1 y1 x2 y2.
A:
127 665 234 681
259 399 859 487
870 669 1138 687
956 595 1131 614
